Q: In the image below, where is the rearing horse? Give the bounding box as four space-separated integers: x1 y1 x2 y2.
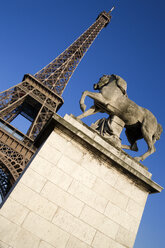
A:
77 74 162 161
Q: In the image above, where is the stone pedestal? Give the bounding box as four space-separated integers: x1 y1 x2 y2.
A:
91 115 125 147
0 114 162 248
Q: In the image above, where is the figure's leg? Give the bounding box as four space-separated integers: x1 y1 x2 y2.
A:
80 91 105 112
77 105 100 119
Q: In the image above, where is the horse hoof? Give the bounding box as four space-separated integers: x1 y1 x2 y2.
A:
134 157 141 162
80 103 86 112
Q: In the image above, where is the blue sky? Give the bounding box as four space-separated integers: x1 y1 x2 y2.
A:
0 0 165 247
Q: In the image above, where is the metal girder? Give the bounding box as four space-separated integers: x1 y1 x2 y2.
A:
34 11 111 95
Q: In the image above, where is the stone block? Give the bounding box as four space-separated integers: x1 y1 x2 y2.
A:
57 155 96 188
0 198 29 225
20 168 47 193
46 166 73 191
114 173 148 207
92 178 129 209
31 156 73 191
93 135 120 155
38 143 62 165
41 181 84 217
126 199 144 220
114 174 135 199
92 231 125 248
105 201 135 231
66 236 91 248
64 142 84 164
11 183 57 221
81 153 119 187
130 160 152 178
23 212 69 248
131 184 148 206
115 226 136 248
0 215 20 246
80 205 119 239
46 131 69 152
10 228 40 248
30 156 54 177
39 241 54 248
129 218 140 234
52 208 96 245
68 180 108 213
64 114 96 139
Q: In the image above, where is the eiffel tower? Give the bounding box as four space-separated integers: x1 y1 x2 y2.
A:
0 9 113 201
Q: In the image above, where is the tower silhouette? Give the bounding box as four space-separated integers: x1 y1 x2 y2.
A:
0 10 112 200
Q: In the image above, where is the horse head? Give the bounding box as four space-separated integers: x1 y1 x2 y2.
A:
93 74 116 90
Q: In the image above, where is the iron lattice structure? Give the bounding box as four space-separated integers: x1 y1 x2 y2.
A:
34 11 111 95
0 10 112 200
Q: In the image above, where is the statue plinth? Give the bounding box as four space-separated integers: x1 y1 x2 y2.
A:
91 115 125 148
0 114 162 248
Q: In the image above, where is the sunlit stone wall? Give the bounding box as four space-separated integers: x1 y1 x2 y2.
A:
0 114 161 248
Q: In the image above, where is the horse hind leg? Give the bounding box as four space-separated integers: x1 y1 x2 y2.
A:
134 126 155 162
122 128 138 152
122 143 138 151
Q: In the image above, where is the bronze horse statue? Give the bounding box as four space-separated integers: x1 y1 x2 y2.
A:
77 74 162 161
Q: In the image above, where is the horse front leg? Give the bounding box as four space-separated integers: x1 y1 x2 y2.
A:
79 91 105 112
77 105 100 120
79 91 90 112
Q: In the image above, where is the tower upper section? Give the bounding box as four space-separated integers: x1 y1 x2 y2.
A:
34 10 112 96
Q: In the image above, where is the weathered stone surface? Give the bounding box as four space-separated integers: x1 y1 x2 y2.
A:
81 153 119 187
41 181 84 217
68 179 108 213
0 198 29 225
66 236 91 248
92 178 129 209
63 114 162 194
38 142 62 164
115 226 136 248
0 216 40 248
105 201 137 231
92 231 125 248
23 212 69 248
10 228 40 248
80 205 119 239
64 142 84 163
39 241 55 248
45 131 69 153
57 155 96 188
114 175 148 206
11 183 57 221
20 168 47 193
0 114 162 248
31 155 73 191
53 208 96 245
126 198 144 220
0 215 20 246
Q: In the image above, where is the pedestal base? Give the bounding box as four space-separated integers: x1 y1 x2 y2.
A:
0 114 162 248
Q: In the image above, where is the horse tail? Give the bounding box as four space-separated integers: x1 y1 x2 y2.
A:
154 123 163 140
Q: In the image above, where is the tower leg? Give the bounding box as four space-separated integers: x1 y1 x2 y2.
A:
27 105 54 140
